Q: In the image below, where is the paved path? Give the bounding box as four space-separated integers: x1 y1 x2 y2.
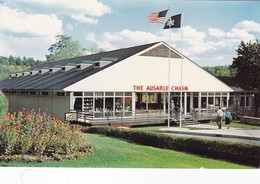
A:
159 124 260 142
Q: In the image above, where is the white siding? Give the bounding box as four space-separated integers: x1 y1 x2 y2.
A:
64 54 233 93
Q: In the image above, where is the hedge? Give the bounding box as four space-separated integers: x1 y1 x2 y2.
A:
84 126 260 167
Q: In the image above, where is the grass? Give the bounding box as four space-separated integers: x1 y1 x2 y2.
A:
0 133 253 168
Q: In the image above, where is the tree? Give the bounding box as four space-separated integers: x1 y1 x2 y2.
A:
231 40 260 117
46 35 86 62
203 65 236 77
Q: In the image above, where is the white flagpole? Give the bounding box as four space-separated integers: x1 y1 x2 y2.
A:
167 8 172 129
179 9 184 128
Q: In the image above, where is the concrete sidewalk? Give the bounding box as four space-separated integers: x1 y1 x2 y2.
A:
159 124 260 141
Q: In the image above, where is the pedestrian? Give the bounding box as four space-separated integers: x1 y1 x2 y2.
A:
216 107 223 129
170 100 175 116
225 108 232 129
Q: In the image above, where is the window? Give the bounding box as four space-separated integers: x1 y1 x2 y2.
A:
42 91 49 96
105 92 114 96
84 92 93 96
115 92 123 96
74 92 82 96
29 91 37 95
57 92 65 96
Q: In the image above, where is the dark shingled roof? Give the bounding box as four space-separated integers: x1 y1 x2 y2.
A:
217 76 248 92
0 42 159 90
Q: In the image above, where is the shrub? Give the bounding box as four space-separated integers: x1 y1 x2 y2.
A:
86 126 260 167
0 108 91 162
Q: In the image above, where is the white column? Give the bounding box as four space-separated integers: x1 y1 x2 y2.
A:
123 93 125 116
132 92 136 115
69 92 74 111
184 92 187 115
113 92 116 116
163 92 166 114
206 92 209 108
190 92 193 111
198 92 201 113
213 93 216 107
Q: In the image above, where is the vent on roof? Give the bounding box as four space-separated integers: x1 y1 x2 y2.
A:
49 65 61 73
39 68 49 74
15 73 22 77
30 70 39 75
9 74 16 78
61 63 76 71
93 57 117 69
22 71 30 76
76 60 94 70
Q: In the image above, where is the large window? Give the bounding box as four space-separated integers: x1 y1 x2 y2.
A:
73 91 133 117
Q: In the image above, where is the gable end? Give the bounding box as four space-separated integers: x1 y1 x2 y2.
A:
140 44 181 58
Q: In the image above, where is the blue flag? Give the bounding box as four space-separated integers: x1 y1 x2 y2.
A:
163 14 182 29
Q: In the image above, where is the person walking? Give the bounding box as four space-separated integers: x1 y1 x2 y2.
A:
225 108 232 129
216 107 223 129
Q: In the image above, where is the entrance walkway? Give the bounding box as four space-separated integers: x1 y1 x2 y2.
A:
159 124 260 141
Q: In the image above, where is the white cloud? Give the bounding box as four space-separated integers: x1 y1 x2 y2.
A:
86 29 161 51
0 5 62 59
86 32 96 42
234 20 260 33
227 28 255 41
0 33 54 60
181 26 216 55
0 5 62 36
208 28 226 38
70 14 98 24
8 0 112 24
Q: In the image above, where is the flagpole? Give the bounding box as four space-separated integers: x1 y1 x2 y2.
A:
167 7 172 129
179 9 184 128
167 23 171 129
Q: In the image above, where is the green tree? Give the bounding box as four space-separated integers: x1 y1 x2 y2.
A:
203 65 234 77
46 35 86 62
231 40 260 117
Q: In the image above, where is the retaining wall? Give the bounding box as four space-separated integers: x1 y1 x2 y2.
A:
240 116 260 126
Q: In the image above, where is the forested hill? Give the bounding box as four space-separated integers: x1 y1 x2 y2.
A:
0 56 44 79
203 65 235 77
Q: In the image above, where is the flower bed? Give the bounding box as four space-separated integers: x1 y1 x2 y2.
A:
0 108 91 162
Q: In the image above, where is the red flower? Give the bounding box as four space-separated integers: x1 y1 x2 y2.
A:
42 121 47 125
16 122 21 127
24 112 29 117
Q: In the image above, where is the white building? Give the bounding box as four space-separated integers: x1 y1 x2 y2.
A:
0 41 236 123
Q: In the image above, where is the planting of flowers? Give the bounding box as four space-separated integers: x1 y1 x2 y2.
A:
0 108 91 162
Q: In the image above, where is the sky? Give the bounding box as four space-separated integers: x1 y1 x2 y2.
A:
0 0 260 66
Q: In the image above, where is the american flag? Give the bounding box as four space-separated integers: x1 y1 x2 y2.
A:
148 10 168 24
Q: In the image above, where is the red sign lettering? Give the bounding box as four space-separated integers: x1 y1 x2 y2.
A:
133 85 188 91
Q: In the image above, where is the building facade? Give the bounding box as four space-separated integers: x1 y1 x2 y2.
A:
1 41 249 122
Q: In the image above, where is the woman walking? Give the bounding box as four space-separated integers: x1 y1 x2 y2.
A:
225 108 232 129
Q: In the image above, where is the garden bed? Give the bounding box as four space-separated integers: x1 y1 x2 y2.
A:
0 108 92 162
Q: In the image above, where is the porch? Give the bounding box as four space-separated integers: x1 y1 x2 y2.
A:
65 107 218 126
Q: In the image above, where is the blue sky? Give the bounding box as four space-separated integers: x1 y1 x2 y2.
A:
0 0 260 66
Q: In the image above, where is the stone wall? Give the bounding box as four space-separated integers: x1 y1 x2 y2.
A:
240 116 260 126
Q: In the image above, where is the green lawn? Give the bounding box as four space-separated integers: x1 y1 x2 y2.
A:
0 133 253 168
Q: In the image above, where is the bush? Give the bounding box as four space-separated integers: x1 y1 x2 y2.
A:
0 108 91 162
85 126 260 167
